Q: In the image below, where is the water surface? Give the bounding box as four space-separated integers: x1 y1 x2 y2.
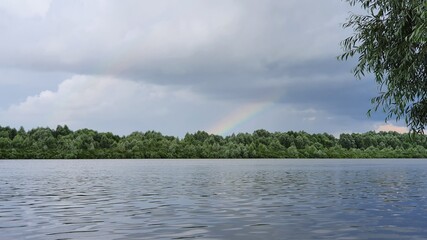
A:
1 159 427 239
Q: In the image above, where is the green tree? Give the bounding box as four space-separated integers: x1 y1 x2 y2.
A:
286 145 299 158
340 0 427 132
0 137 11 149
339 133 356 149
55 125 72 137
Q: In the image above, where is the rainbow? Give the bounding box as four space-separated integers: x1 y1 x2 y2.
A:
101 47 280 137
207 101 275 136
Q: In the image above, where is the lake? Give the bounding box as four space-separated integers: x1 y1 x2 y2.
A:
1 159 427 239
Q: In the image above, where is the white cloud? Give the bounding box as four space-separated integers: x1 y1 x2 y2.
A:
0 75 210 135
0 0 353 77
0 0 51 18
375 123 408 134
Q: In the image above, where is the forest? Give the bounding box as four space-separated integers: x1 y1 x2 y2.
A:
0 125 426 159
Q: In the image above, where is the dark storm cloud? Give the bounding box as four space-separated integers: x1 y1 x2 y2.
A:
269 58 382 120
278 76 379 120
184 56 382 121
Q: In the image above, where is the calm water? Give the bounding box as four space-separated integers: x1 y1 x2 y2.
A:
1 159 427 240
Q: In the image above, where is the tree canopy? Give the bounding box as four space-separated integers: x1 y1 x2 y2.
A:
340 0 427 133
0 125 426 159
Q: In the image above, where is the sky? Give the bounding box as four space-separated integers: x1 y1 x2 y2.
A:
0 0 408 137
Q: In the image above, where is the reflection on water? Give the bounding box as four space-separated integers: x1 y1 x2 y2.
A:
1 159 427 239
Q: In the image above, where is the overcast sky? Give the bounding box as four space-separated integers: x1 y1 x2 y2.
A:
0 0 408 136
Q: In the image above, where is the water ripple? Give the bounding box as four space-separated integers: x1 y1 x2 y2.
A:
1 159 427 239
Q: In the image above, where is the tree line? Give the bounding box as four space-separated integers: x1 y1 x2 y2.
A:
0 125 426 159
